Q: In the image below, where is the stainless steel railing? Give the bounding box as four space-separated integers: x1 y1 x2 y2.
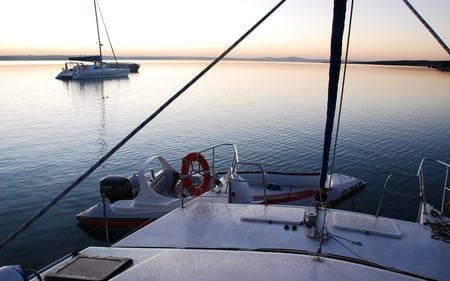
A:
376 159 449 221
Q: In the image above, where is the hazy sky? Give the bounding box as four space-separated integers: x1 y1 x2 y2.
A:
1 0 449 60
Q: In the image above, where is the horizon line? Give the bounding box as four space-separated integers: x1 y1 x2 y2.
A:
0 55 449 69
0 54 325 62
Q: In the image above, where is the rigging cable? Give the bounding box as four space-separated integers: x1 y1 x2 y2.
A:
0 0 287 252
93 0 103 61
96 0 118 63
402 0 450 55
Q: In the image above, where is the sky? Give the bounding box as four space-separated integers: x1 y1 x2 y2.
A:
0 0 449 60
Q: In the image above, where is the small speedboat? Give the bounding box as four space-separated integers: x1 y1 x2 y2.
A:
76 144 365 228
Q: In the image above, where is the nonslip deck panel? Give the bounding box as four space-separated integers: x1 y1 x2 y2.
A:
44 255 132 281
331 212 402 238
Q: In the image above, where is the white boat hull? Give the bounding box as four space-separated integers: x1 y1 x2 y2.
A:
55 69 73 80
72 64 129 80
56 61 134 80
76 169 365 228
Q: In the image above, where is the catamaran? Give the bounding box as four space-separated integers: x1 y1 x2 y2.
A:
55 0 132 80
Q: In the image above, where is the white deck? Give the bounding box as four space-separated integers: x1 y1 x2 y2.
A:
38 194 449 281
69 247 424 281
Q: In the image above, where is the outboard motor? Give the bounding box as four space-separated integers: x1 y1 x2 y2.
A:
100 175 138 203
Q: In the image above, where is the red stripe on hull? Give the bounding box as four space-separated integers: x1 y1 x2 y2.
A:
255 190 317 204
253 188 332 205
77 218 155 228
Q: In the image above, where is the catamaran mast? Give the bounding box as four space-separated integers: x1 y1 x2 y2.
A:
319 0 347 199
93 0 103 62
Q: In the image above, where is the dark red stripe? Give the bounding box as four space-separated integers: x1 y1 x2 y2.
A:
77 218 155 228
254 190 315 204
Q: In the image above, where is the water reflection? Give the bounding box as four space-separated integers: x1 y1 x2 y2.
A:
59 79 130 158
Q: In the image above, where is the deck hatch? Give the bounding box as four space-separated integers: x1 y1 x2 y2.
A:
332 212 402 238
44 255 132 281
241 205 305 225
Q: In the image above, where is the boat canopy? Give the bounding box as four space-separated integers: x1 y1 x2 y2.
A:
68 55 102 62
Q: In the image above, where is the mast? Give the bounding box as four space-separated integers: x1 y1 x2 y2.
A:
93 0 103 62
319 0 347 196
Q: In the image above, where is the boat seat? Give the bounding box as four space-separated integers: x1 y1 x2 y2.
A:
151 169 180 198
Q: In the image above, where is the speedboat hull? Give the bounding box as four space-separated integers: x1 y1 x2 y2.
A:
76 204 162 228
233 172 365 206
76 168 365 228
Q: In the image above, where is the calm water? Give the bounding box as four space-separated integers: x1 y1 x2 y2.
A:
0 60 449 269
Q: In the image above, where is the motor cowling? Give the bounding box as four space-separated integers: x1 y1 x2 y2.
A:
100 175 137 203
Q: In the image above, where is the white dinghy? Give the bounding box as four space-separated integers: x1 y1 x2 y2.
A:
76 144 365 228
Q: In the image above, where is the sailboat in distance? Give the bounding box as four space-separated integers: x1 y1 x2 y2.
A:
55 0 131 80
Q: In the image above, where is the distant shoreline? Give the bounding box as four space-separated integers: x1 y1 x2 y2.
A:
0 55 448 71
350 60 450 71
0 55 323 62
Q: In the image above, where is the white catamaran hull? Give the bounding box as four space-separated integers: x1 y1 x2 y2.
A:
72 64 129 80
41 182 450 281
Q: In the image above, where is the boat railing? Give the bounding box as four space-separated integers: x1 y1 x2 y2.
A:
199 143 240 180
376 159 450 221
179 143 240 207
417 159 450 216
232 162 268 204
375 173 418 218
196 143 270 204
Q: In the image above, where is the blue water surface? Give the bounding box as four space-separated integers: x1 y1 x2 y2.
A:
0 60 449 269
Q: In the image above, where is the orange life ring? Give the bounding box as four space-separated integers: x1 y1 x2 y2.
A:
180 152 210 196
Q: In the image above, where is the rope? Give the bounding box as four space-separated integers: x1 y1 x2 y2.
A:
425 219 450 243
0 0 287 252
330 234 363 259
